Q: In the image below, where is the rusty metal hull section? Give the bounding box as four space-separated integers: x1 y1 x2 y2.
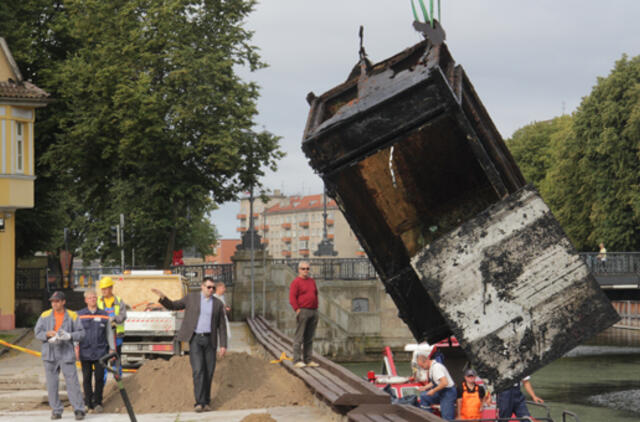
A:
301 39 618 386
411 186 620 391
302 41 526 343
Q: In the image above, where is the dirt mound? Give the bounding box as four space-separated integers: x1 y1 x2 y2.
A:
240 413 278 422
103 352 315 413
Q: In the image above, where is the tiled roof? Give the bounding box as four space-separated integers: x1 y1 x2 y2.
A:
266 194 337 214
0 79 50 101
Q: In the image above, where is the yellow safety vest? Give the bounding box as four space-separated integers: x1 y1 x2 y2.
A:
98 296 125 335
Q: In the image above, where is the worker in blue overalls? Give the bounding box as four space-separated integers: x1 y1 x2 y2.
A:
97 276 127 377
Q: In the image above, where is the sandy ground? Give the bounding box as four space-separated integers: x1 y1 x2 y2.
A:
0 323 336 422
103 351 316 414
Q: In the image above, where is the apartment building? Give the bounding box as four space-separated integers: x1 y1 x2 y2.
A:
237 191 364 259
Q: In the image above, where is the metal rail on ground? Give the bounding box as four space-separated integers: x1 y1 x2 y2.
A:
247 316 444 421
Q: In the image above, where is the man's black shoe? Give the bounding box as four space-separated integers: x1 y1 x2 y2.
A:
51 413 61 420
74 410 85 420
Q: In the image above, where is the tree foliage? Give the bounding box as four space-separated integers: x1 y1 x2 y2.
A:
507 55 640 251
0 0 77 258
4 0 283 267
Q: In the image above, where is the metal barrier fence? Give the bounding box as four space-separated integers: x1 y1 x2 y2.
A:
15 268 46 291
270 258 377 280
579 252 640 274
72 267 123 288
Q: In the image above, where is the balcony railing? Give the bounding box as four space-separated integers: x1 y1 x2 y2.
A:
283 237 292 243
299 221 310 227
237 227 247 232
236 213 247 219
282 223 291 229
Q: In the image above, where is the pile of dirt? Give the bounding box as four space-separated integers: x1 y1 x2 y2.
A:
103 352 315 413
240 413 278 422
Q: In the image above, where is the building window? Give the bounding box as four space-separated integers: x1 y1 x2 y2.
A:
15 122 24 173
299 240 309 249
352 298 369 312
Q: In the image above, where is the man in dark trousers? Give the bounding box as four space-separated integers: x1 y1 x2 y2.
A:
76 290 115 414
151 278 227 412
289 261 319 368
497 376 543 419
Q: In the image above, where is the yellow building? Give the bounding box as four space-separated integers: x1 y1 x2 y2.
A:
0 38 49 329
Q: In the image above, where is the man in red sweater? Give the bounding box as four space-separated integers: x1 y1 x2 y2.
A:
289 261 319 368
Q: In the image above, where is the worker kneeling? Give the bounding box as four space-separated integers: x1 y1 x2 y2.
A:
416 351 457 420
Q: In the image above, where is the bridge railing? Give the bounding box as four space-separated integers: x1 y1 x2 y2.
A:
270 258 377 280
171 263 234 288
579 252 640 274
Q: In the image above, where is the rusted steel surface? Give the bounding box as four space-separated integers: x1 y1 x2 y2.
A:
302 40 525 344
411 186 620 391
247 316 390 410
301 37 619 390
347 403 444 422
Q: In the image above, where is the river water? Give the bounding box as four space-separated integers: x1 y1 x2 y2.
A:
341 327 640 422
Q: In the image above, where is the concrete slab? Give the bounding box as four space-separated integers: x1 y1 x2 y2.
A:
0 405 340 422
228 321 257 354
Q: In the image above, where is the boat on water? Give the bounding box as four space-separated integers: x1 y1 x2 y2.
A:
366 339 580 422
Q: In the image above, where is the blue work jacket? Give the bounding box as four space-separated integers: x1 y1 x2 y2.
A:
77 308 115 361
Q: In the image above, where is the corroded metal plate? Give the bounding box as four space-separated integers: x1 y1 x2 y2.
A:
410 186 620 391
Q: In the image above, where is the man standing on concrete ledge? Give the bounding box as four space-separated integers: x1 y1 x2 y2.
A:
289 261 319 368
152 278 227 413
34 291 86 420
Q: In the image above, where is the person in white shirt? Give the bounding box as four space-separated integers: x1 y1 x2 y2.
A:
415 351 457 420
212 279 230 344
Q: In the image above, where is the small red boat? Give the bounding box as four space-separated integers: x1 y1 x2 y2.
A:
365 340 578 421
366 338 499 419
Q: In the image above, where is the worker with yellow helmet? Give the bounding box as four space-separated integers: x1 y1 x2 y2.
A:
97 276 127 358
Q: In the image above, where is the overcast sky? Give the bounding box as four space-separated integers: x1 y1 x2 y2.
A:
210 0 640 239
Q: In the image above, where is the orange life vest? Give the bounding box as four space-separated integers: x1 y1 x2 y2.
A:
459 382 483 420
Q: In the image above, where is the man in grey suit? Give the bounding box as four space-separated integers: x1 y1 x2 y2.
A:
152 278 227 412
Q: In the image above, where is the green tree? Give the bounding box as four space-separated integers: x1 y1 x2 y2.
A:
40 0 283 267
0 0 79 261
507 116 572 187
508 55 640 251
569 55 640 250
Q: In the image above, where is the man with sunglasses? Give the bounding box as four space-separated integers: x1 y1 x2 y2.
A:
289 261 319 368
151 278 227 413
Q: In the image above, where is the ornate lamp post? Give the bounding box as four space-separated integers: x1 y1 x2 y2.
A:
314 187 338 257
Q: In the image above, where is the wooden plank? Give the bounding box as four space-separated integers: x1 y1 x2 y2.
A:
347 404 444 422
256 316 388 398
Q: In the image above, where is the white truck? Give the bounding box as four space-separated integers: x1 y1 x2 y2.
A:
105 271 188 367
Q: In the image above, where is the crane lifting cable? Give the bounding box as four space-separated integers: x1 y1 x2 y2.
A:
411 0 446 46
411 0 442 27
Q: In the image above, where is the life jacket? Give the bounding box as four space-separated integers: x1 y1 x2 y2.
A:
459 382 483 420
98 295 124 335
